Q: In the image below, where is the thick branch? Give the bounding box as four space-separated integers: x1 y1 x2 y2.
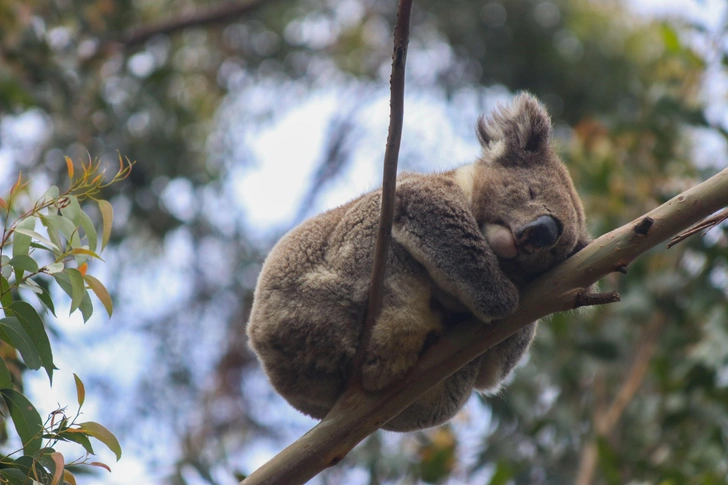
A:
242 169 728 485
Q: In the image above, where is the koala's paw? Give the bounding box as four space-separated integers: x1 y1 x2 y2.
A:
361 351 419 391
473 278 519 321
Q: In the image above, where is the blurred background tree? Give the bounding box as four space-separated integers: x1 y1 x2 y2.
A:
1 0 727 483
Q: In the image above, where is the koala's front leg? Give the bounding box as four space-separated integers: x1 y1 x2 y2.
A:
392 179 519 322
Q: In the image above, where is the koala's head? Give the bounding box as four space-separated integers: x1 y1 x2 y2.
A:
468 93 589 285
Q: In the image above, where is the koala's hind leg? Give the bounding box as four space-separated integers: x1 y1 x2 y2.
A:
383 359 479 431
474 322 537 392
361 274 443 392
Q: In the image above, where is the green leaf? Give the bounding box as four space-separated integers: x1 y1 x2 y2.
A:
0 275 12 311
36 286 57 317
78 421 122 461
64 269 86 314
43 262 64 275
13 228 60 253
40 214 77 243
79 291 93 322
79 210 98 253
34 449 62 485
73 374 85 407
40 185 59 206
9 255 39 283
1 389 43 455
0 468 28 485
69 247 103 261
0 317 41 371
29 240 57 254
0 356 13 388
61 430 95 455
18 453 51 483
84 274 112 317
52 272 73 299
1 255 11 280
60 195 81 227
97 199 113 250
12 217 35 258
70 231 81 251
19 279 43 295
39 216 64 257
9 301 54 383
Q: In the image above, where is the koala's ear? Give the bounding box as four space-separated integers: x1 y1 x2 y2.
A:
476 93 552 156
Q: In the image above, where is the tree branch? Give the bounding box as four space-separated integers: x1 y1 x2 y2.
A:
667 206 728 248
575 313 665 485
349 0 413 388
119 0 278 47
241 163 728 484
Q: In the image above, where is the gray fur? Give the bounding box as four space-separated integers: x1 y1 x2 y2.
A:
247 93 589 432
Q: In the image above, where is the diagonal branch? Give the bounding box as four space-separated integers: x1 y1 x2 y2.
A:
83 0 281 64
241 162 728 485
119 0 280 47
575 312 666 485
667 206 728 247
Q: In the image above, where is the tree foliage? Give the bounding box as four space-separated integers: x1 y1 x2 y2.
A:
1 0 728 484
0 159 128 483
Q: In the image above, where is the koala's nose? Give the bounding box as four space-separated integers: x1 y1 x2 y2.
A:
516 215 562 251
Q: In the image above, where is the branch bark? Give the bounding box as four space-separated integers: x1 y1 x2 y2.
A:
241 167 728 484
350 0 413 388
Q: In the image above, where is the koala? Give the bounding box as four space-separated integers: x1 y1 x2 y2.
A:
247 93 589 432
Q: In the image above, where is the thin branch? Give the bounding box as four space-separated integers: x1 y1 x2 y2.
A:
573 290 620 309
119 0 278 47
85 0 279 62
241 168 728 485
575 313 666 485
667 207 728 247
349 0 413 386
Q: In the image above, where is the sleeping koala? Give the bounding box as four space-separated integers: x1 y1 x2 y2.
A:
247 93 589 432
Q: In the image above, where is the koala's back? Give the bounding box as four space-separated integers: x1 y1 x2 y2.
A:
248 189 413 417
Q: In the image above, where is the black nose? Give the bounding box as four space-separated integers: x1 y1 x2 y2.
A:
516 215 562 250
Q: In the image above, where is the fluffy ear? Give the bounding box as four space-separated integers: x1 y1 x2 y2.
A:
476 93 552 156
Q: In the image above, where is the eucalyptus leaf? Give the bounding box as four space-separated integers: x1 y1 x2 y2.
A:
60 194 81 226
0 356 13 388
12 217 35 258
0 317 41 371
9 301 54 383
79 209 98 253
1 389 43 455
